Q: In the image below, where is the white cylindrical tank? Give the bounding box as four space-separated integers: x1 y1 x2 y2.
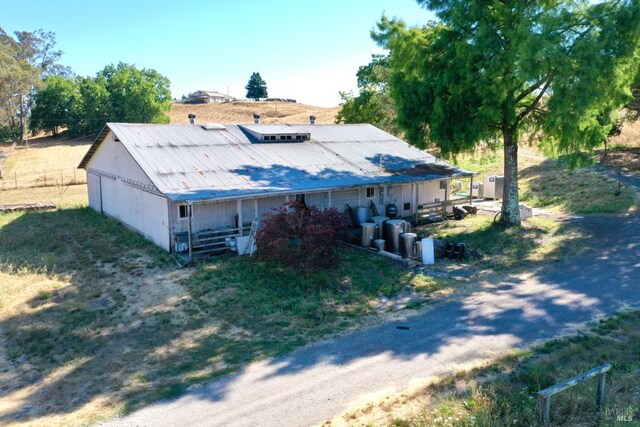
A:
422 237 435 265
357 206 368 224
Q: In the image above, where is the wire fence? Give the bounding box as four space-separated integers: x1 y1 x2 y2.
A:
1 167 87 191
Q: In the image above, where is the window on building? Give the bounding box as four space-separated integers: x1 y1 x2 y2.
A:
178 205 190 219
439 180 447 190
403 202 411 211
295 194 306 204
366 187 375 198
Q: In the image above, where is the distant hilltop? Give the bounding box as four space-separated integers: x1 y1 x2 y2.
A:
168 101 340 125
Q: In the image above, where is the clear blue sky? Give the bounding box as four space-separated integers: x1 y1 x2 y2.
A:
2 0 434 107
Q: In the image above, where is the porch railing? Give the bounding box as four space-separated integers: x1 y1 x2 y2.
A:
178 224 253 256
415 196 472 224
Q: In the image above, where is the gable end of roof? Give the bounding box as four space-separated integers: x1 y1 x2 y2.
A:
78 124 112 169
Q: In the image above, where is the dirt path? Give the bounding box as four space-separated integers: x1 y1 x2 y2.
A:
591 163 640 193
101 213 640 427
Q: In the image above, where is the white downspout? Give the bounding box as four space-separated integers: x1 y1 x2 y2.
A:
187 202 193 262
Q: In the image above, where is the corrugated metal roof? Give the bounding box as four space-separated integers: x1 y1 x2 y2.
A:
80 123 474 202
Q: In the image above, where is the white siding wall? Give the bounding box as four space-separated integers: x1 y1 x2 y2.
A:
173 195 293 235
382 184 417 217
100 176 170 251
257 196 287 216
305 192 329 210
385 185 402 209
417 180 447 204
330 189 358 211
85 131 170 251
241 199 257 226
172 200 238 234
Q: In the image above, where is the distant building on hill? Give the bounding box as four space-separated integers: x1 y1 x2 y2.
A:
185 90 235 104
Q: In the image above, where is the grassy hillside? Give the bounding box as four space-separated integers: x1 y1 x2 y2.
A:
169 101 340 125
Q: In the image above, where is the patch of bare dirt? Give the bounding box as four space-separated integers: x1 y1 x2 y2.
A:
95 251 195 326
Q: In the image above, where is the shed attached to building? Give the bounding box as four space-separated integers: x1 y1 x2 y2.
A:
78 122 474 257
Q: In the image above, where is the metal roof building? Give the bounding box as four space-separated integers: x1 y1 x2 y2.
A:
79 121 474 256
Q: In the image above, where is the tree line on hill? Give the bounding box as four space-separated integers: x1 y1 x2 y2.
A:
0 27 171 142
337 0 640 226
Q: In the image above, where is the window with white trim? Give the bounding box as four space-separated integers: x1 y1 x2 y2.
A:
178 205 191 219
366 187 375 198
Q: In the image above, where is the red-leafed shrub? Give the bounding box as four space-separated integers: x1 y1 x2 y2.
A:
255 201 350 271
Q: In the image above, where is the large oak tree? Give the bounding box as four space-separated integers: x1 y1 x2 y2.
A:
30 63 171 137
375 0 640 225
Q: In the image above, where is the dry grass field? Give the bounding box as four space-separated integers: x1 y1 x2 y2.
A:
0 136 91 208
0 101 340 208
169 101 340 125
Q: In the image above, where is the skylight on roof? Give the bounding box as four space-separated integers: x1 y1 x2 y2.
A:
201 124 226 130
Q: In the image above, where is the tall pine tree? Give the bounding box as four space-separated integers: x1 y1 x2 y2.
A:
245 72 268 101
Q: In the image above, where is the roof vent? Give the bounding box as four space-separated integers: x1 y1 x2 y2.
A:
253 113 261 124
310 115 316 125
188 113 196 124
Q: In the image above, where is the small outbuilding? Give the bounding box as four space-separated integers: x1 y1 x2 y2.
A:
78 120 474 258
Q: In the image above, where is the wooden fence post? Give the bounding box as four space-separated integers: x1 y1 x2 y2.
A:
596 372 606 406
540 395 551 427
